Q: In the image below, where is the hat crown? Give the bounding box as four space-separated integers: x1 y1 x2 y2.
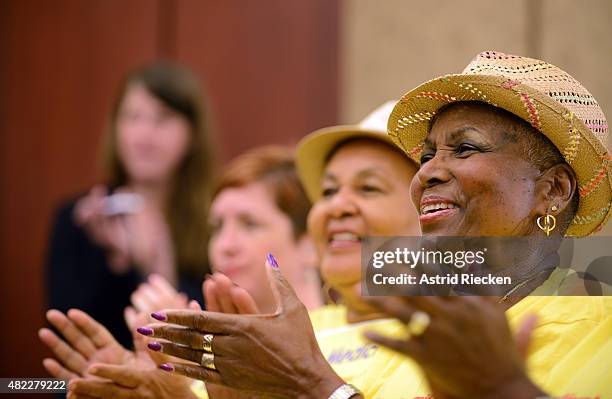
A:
357 100 398 133
463 51 608 146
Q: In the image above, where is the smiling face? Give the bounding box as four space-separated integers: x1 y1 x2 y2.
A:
308 139 420 309
411 102 545 236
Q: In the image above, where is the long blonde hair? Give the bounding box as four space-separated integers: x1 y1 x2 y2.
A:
102 61 214 277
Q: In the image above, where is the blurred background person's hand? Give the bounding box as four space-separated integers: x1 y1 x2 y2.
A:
38 309 153 380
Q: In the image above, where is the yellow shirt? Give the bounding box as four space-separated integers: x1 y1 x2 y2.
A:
310 296 611 398
508 296 611 397
310 306 428 398
194 295 611 398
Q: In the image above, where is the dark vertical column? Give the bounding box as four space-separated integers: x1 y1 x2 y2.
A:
173 0 340 162
0 0 339 379
0 0 160 377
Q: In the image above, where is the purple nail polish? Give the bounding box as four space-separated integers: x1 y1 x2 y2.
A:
147 342 162 351
151 312 167 321
267 253 279 269
159 363 174 372
137 327 153 336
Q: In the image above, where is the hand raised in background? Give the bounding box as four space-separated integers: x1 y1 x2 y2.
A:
130 273 189 315
73 186 132 273
73 186 175 280
38 308 152 380
57 306 198 399
203 272 259 314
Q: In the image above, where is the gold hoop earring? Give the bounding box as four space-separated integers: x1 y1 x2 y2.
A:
537 206 557 236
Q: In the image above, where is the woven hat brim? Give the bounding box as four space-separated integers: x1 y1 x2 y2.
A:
388 74 612 237
296 126 396 202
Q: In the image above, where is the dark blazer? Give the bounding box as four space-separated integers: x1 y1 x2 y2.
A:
46 198 204 348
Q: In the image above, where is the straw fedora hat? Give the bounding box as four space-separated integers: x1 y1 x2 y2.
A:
297 101 402 202
388 50 610 237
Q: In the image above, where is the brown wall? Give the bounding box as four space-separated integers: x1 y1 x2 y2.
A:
0 0 338 377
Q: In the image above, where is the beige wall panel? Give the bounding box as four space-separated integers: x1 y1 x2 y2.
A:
540 0 612 139
340 0 528 123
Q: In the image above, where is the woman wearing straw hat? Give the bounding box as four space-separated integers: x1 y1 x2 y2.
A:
74 53 609 398
359 50 612 398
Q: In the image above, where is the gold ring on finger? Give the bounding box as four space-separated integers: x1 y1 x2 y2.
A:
201 352 216 370
200 333 214 353
407 311 431 337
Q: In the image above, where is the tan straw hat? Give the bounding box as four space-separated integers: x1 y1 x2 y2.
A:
389 50 611 237
297 101 400 202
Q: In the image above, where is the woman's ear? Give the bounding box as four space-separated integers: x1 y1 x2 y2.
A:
534 163 577 215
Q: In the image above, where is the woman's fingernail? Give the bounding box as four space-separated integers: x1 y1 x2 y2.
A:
137 327 153 336
151 312 167 321
147 341 162 351
160 363 174 372
267 253 279 269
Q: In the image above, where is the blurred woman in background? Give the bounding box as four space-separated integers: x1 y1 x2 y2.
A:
127 145 322 318
46 61 215 347
205 145 321 313
40 145 321 398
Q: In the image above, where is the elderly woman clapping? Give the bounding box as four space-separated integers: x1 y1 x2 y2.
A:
366 51 612 398
132 53 611 399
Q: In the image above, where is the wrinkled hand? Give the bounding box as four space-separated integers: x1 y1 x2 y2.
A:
38 309 150 380
67 363 197 399
204 272 259 314
138 255 347 399
364 297 544 399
